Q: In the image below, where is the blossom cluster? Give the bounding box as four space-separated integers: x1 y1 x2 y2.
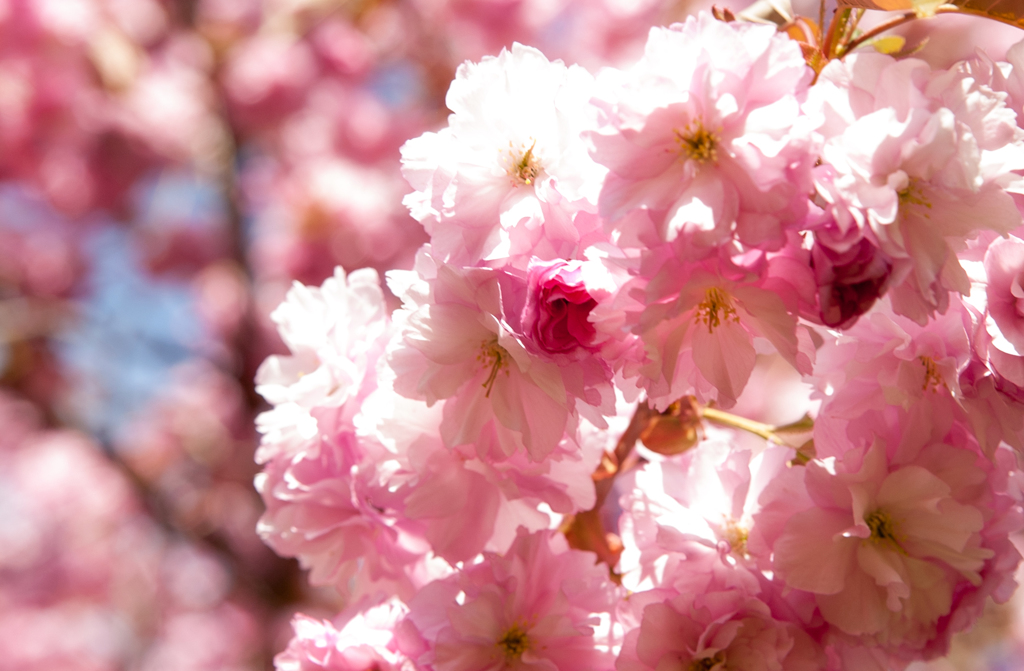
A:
0 0 704 666
255 13 1024 671
0 391 264 671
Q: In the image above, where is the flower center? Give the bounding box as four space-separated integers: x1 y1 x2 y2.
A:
693 287 739 333
497 624 530 660
919 355 947 392
898 179 931 211
721 517 749 557
676 120 719 164
865 509 903 550
477 339 510 398
506 139 542 186
689 651 725 671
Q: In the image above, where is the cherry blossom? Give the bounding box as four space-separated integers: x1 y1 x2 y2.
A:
387 251 614 461
255 267 390 463
613 249 815 409
588 12 815 252
808 51 1024 322
401 43 606 269
617 542 824 671
398 529 621 671
522 258 601 356
275 599 415 671
758 419 1022 665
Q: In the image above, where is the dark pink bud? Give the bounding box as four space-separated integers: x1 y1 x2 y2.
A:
522 259 598 355
811 236 892 329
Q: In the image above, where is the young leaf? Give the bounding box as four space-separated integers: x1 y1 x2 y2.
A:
872 34 907 52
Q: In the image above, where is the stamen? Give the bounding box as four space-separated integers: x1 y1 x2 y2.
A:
864 509 905 553
693 287 739 334
477 339 510 398
506 139 541 186
721 517 749 557
898 180 931 210
919 356 946 392
675 120 719 164
497 624 530 660
689 651 725 671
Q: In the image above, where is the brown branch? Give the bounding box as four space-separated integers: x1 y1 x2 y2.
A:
0 297 77 344
818 0 826 42
821 7 850 60
563 401 655 576
840 10 917 55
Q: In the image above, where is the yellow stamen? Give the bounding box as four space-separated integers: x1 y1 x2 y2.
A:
506 139 541 186
898 180 931 210
693 287 739 334
721 518 749 557
497 624 530 660
675 120 719 164
477 339 510 398
919 355 947 392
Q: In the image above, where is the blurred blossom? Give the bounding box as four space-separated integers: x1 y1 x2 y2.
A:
193 261 249 344
110 359 278 568
0 391 265 671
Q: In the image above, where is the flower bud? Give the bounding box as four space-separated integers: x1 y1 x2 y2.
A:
522 258 598 355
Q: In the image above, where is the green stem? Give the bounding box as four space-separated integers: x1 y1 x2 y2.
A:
700 406 782 443
844 9 866 46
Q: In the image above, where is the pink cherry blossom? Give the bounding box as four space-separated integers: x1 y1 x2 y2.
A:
588 12 815 252
399 529 621 671
984 236 1024 356
617 430 794 589
255 429 444 599
760 433 1022 665
359 385 552 563
808 51 1024 322
957 243 1024 451
807 296 976 457
614 250 814 409
275 600 414 671
958 354 1024 454
401 43 607 269
357 373 608 561
255 267 390 463
617 542 823 671
810 230 894 329
387 250 618 461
